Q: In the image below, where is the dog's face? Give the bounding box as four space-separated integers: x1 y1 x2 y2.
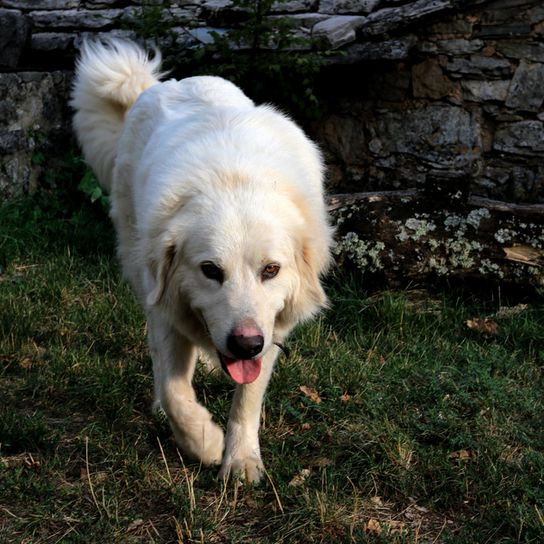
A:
146 187 328 384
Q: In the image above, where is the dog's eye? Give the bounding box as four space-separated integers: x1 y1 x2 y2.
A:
200 261 224 283
261 263 280 281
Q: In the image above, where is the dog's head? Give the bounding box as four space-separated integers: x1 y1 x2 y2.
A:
145 183 332 384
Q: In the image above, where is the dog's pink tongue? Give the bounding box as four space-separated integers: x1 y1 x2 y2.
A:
224 356 262 384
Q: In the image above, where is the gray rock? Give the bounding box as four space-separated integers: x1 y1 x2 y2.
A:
0 9 30 68
318 0 381 15
481 104 525 122
87 0 145 5
0 0 79 8
497 41 544 62
200 0 234 12
426 16 473 35
476 23 532 39
189 27 228 46
199 0 250 26
0 130 26 154
271 0 317 13
281 12 329 29
359 0 452 36
31 32 76 52
476 162 543 202
461 80 510 102
374 104 481 168
506 60 544 112
29 8 124 29
446 55 512 80
340 35 416 61
494 121 544 156
121 5 198 25
418 39 484 55
312 15 366 48
0 71 72 198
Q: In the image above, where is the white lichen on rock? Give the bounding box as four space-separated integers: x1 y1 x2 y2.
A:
426 255 449 275
479 259 504 278
466 207 490 229
495 228 516 243
334 231 385 271
445 239 483 269
444 214 463 230
423 238 483 274
398 215 437 241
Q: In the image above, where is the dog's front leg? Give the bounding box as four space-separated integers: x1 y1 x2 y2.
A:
148 311 225 465
219 348 279 483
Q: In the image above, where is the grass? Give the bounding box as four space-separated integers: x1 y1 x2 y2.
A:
1 186 543 543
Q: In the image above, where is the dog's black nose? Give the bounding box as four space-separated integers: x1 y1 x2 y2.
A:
227 333 264 360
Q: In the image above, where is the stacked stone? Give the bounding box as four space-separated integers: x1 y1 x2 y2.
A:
311 0 544 203
0 0 543 202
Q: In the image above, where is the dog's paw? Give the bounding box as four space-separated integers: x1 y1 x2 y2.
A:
172 419 225 466
218 453 265 483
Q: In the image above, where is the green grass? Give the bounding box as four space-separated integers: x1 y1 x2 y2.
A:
1 191 543 543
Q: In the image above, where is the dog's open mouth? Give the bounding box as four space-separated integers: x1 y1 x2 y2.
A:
219 353 262 384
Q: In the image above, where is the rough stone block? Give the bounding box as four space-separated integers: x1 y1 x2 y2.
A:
340 35 416 61
446 55 512 80
0 130 26 154
506 60 544 112
313 15 365 48
494 121 544 156
0 9 30 68
373 104 481 168
461 80 510 102
417 39 484 55
1 0 79 8
86 0 133 5
476 23 532 39
283 12 329 29
426 16 473 35
497 41 544 62
319 0 381 15
29 8 124 29
0 71 72 197
189 27 228 46
412 58 457 99
31 32 76 52
359 0 452 36
271 0 317 13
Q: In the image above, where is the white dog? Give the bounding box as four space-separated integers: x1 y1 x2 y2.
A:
71 39 332 482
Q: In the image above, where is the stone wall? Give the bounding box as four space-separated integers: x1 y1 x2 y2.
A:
1 0 543 202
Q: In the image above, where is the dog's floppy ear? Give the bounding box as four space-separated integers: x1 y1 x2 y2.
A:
146 243 178 306
278 236 330 328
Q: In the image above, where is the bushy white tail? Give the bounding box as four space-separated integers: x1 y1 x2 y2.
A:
71 39 163 192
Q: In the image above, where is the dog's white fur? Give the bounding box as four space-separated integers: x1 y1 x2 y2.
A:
71 39 332 482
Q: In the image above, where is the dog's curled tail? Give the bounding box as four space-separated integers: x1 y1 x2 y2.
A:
71 39 163 193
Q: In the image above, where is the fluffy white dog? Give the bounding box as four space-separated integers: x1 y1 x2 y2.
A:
71 39 332 482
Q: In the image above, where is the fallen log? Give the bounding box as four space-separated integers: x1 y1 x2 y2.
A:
327 188 544 288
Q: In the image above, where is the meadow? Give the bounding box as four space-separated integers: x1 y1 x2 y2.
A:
1 180 543 543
